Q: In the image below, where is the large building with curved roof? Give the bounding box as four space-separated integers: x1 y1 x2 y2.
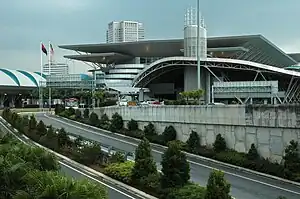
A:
0 69 46 108
59 34 300 104
0 69 45 88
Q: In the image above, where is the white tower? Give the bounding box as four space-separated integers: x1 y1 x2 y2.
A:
184 7 207 58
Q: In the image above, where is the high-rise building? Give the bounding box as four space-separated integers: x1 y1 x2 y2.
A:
43 62 69 75
106 21 145 43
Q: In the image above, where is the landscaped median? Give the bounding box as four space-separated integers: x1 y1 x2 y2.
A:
2 108 240 199
0 130 108 199
55 106 300 185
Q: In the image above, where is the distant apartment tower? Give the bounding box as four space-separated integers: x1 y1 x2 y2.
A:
106 21 145 43
43 62 69 75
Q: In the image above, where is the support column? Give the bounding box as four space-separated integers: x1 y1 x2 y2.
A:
205 69 211 104
139 88 144 102
184 66 198 91
11 95 15 108
0 94 3 108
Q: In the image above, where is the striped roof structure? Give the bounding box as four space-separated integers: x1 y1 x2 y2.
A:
0 68 46 88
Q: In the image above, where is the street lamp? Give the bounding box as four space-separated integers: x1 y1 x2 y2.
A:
196 0 201 89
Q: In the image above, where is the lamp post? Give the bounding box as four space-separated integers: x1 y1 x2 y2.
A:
196 0 201 89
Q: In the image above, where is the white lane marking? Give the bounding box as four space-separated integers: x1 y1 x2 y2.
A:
59 161 137 199
43 114 300 195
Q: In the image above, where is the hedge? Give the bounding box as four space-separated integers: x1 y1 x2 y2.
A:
104 161 134 184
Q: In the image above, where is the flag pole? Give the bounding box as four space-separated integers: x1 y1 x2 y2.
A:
39 42 44 112
48 41 52 112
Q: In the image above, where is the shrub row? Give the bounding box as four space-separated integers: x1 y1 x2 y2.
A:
58 108 300 183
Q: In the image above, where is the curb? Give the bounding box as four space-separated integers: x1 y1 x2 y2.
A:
0 116 157 199
48 114 300 187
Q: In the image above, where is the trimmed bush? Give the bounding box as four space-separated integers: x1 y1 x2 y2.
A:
247 143 259 160
215 150 247 167
109 151 125 164
99 114 110 130
166 183 206 199
29 115 37 130
161 141 190 189
104 161 134 184
144 122 156 138
78 143 103 165
186 131 200 153
89 112 99 126
162 126 177 144
131 138 158 186
36 120 47 136
127 119 138 131
109 112 124 132
205 170 231 199
213 134 226 153
283 140 300 180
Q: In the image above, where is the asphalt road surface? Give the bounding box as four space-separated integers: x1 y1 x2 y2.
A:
36 113 300 199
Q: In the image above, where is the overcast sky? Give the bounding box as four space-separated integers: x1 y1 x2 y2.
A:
1 0 299 73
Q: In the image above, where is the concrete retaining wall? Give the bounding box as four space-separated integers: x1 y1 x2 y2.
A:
93 105 300 162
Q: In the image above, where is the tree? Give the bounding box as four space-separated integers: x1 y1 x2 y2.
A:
57 128 71 147
99 114 110 129
54 104 64 115
28 115 37 130
127 119 138 131
79 143 102 165
109 112 124 132
83 108 90 119
39 126 59 151
162 126 177 144
144 122 156 138
131 138 158 185
36 120 47 137
161 141 190 189
283 140 300 179
247 143 259 160
186 131 200 153
179 91 189 101
109 151 125 164
213 134 226 153
89 112 99 127
204 170 231 199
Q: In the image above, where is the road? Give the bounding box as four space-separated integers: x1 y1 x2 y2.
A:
36 113 300 199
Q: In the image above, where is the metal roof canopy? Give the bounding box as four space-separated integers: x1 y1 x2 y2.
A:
288 53 300 62
59 34 297 67
64 53 132 64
